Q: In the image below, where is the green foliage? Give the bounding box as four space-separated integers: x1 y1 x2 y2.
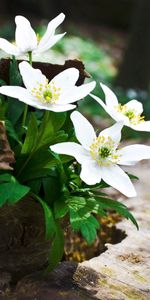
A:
15 111 68 183
0 48 140 273
7 57 25 125
46 221 64 272
0 173 30 206
95 196 139 229
65 186 138 244
35 195 56 240
54 195 69 219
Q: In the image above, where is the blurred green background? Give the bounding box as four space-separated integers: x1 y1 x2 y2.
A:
0 0 150 140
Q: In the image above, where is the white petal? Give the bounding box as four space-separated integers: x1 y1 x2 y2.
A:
0 85 74 111
130 121 150 131
43 103 76 112
118 144 150 165
36 33 66 53
101 165 136 197
19 61 47 90
99 122 124 147
90 93 128 123
125 99 143 114
60 81 96 104
0 38 21 56
71 111 96 150
50 142 91 164
0 85 32 100
80 162 102 185
100 83 118 107
50 68 79 92
15 16 37 52
37 13 65 50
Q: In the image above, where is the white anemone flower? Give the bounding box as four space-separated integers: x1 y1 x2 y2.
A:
0 13 65 56
90 83 150 131
51 111 150 197
0 61 96 112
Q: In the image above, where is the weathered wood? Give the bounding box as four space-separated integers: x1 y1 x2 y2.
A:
0 59 89 87
0 196 51 282
0 122 15 170
75 163 150 299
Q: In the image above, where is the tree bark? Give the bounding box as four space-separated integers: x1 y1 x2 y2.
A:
116 0 150 90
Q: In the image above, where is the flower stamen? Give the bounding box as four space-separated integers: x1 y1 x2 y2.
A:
31 80 61 104
90 135 120 166
115 104 145 125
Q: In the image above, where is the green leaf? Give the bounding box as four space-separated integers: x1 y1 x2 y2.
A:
37 111 67 150
7 98 25 126
81 215 100 244
21 113 38 155
0 97 7 119
67 196 86 211
0 173 12 182
17 148 58 182
43 175 61 205
5 120 20 143
35 195 56 240
70 207 99 244
127 173 139 180
54 196 69 219
48 130 68 146
0 181 30 206
28 179 41 194
9 56 22 86
47 221 64 272
44 111 66 132
70 208 89 231
96 197 139 229
0 79 7 86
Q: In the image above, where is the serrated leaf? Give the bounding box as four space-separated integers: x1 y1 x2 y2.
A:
67 196 86 211
81 215 99 244
70 208 90 231
81 223 97 244
96 197 139 229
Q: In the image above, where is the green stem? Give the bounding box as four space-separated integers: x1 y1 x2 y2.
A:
21 104 28 129
21 52 32 133
28 51 32 66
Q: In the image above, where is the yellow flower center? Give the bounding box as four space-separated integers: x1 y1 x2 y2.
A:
31 80 61 104
90 136 120 166
116 104 145 125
